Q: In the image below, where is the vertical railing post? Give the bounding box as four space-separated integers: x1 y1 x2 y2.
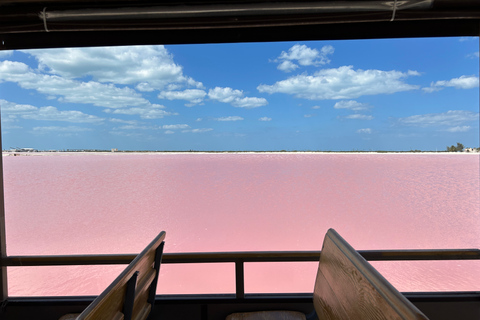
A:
148 241 164 305
123 271 138 320
0 117 8 302
235 260 245 299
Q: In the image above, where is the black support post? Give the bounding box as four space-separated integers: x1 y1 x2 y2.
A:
123 271 139 320
0 118 8 303
235 260 245 299
148 241 164 305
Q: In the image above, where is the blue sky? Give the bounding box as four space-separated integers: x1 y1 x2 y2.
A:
0 37 478 151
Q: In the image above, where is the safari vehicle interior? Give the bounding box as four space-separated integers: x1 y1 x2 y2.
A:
0 0 479 319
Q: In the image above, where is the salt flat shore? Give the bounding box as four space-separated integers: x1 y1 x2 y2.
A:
3 151 479 156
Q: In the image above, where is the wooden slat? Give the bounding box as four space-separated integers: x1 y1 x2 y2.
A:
113 311 125 320
134 268 156 300
75 231 165 320
132 288 151 320
131 268 156 320
134 304 151 320
316 229 429 319
313 268 349 320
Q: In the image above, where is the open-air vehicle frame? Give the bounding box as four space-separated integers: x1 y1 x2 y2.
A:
0 0 479 319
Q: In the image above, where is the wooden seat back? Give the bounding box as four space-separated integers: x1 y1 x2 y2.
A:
76 231 166 320
313 229 429 320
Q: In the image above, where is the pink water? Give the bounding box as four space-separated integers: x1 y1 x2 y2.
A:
3 153 480 296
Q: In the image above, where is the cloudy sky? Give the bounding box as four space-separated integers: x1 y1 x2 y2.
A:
0 37 478 151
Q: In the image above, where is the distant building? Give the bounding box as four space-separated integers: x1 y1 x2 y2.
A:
10 148 37 152
463 148 478 153
111 148 118 152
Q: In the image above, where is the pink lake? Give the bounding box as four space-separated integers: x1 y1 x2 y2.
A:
3 153 480 296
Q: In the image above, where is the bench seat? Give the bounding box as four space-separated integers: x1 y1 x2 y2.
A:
227 229 428 320
60 231 165 320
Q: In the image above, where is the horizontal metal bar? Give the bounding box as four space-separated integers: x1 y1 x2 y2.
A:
163 251 322 263
42 1 433 22
361 249 480 261
3 254 136 266
2 249 479 267
5 291 480 306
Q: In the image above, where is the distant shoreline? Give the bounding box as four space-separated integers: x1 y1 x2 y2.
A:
3 151 479 156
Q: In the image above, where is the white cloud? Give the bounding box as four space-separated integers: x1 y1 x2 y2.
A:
109 131 144 138
459 37 476 42
258 66 419 100
0 60 168 112
116 125 152 130
162 124 190 130
357 128 372 134
232 97 267 109
1 99 104 123
0 60 30 79
334 100 370 111
24 46 203 90
276 44 334 72
208 87 267 108
166 84 183 91
2 124 22 130
158 89 207 105
439 75 479 88
277 61 299 73
215 116 244 121
164 130 175 134
344 114 373 120
0 51 13 59
407 70 421 76
446 126 471 132
182 128 213 133
135 83 155 92
423 75 479 92
422 87 442 93
24 107 103 123
33 126 93 133
312 106 321 109
105 107 177 119
304 114 314 118
0 99 36 113
109 118 139 125
1 116 17 123
208 87 243 103
259 117 272 121
467 52 480 59
192 128 213 133
397 110 479 127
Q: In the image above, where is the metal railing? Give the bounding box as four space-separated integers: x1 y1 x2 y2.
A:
2 249 479 299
